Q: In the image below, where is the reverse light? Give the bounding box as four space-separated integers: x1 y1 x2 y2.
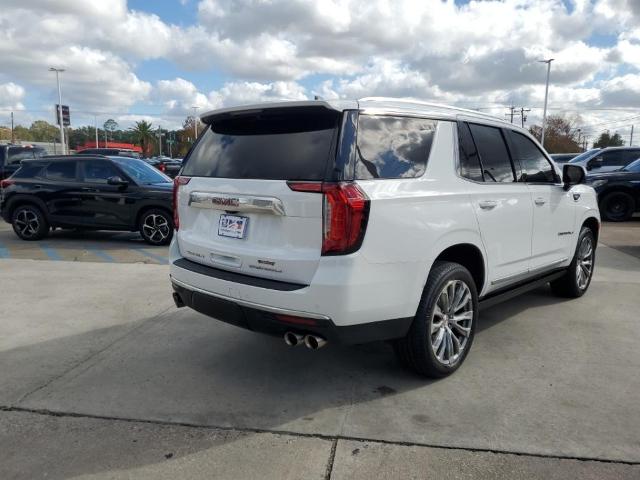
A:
173 176 191 230
288 181 370 255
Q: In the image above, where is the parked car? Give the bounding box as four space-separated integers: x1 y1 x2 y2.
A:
550 152 580 164
0 144 46 180
0 155 174 245
588 157 640 221
169 98 600 378
569 146 640 172
78 148 142 159
145 157 182 178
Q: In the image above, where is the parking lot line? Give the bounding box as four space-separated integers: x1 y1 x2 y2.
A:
39 244 62 261
131 248 168 264
0 241 9 258
85 247 115 263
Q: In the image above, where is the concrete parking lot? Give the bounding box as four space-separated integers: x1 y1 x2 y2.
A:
1 220 639 479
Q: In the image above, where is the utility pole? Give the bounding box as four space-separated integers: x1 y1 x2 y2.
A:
191 106 199 140
156 127 165 156
509 105 515 124
539 58 554 148
94 115 99 148
520 107 530 128
49 67 66 155
10 112 14 143
630 125 634 146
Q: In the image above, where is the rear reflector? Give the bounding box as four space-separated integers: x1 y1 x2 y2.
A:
275 314 318 326
173 176 191 230
287 181 370 255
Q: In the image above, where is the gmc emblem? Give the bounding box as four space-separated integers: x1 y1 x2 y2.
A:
211 197 239 207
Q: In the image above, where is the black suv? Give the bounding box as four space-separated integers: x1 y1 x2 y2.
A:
0 155 174 245
0 144 46 179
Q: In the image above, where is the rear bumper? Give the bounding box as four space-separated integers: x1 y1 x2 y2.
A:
171 278 412 345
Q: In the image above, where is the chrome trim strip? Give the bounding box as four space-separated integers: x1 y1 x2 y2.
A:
188 191 286 216
491 258 569 286
171 276 331 321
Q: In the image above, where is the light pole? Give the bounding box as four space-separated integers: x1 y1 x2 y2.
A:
192 106 199 140
156 127 165 156
539 58 554 148
49 67 66 155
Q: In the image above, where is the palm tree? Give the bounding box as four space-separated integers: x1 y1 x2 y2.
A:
130 120 154 156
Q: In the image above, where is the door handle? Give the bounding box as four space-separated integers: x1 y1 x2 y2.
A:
478 200 498 210
534 197 546 206
81 187 99 193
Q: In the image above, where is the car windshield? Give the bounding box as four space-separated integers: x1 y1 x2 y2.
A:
569 149 600 163
623 158 640 172
110 157 171 184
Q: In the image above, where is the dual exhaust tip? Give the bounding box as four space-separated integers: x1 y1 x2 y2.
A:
284 332 327 350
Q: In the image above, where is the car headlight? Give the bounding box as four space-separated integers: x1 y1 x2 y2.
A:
590 179 608 188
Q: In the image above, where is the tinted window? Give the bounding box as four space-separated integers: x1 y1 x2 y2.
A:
509 131 557 183
7 148 35 165
83 160 120 183
12 163 45 178
468 124 515 182
45 161 77 181
182 108 339 180
355 115 436 179
458 122 483 181
624 159 640 172
600 151 625 167
623 150 640 164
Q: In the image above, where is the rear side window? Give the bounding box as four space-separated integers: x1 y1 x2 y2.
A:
623 150 640 164
355 115 436 179
458 122 483 181
12 164 45 178
44 161 77 181
468 124 515 183
83 160 120 183
600 151 624 167
509 131 557 183
182 108 339 180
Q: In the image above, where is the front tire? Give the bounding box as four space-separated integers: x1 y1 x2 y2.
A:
550 226 595 298
12 204 49 241
394 261 478 378
600 191 634 222
139 209 173 246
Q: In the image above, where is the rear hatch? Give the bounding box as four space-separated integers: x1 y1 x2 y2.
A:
175 105 342 285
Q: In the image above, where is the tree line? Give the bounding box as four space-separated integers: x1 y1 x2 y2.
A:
0 116 203 158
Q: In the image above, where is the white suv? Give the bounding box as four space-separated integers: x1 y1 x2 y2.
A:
169 98 600 377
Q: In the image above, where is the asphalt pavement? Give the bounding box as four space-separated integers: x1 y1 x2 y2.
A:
1 222 639 479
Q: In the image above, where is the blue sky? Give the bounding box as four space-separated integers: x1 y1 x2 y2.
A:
1 0 639 140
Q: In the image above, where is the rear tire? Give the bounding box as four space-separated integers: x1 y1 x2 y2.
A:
394 261 478 378
600 191 634 222
139 209 173 245
550 226 595 298
11 204 49 241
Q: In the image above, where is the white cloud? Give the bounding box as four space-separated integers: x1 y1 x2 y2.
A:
0 82 26 110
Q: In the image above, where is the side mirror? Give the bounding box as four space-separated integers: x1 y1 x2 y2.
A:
107 176 128 187
562 164 585 191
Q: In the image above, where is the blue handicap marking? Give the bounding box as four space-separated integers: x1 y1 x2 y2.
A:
40 244 62 261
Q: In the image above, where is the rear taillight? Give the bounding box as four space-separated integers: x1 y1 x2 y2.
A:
173 176 191 230
0 179 15 189
158 163 166 172
288 181 370 255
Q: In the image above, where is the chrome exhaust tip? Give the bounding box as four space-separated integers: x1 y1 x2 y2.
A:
284 331 304 347
303 334 327 350
172 292 185 308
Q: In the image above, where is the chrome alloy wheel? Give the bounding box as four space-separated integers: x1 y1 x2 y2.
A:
430 280 473 366
576 236 594 290
14 209 40 238
142 214 170 243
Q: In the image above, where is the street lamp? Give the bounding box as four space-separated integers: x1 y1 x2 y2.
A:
192 106 200 140
538 58 554 149
49 67 66 155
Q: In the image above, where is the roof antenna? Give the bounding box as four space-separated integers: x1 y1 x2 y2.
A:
314 95 323 101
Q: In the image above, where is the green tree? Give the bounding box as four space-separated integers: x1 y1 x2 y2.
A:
29 120 59 142
130 120 154 156
529 115 582 153
593 131 624 148
103 119 118 142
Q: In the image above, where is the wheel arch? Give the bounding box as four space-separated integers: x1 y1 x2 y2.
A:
432 242 486 295
581 215 600 244
4 195 49 221
134 203 173 229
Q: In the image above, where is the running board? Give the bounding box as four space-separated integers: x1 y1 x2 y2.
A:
479 269 566 309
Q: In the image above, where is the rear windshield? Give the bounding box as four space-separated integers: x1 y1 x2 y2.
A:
181 107 339 180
